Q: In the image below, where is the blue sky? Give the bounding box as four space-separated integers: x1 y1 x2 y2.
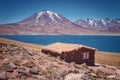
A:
0 0 120 24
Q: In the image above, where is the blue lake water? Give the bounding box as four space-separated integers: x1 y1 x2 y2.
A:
0 35 120 53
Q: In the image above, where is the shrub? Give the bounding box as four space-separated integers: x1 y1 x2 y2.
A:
81 63 88 69
13 60 21 66
57 56 61 60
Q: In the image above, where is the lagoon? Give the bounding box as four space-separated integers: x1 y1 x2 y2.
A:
0 35 120 53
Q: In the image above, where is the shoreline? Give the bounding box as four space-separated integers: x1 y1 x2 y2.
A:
0 34 120 36
0 37 120 54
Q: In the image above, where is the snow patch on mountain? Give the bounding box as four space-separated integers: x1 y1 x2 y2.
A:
35 10 63 24
46 10 56 22
36 12 43 23
54 13 62 20
75 18 120 32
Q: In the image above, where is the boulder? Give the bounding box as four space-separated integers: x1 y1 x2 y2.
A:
29 68 39 75
9 62 17 69
64 73 84 80
4 63 16 72
96 69 106 78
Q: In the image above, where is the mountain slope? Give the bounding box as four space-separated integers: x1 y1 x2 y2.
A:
0 10 120 35
0 10 94 35
75 18 120 32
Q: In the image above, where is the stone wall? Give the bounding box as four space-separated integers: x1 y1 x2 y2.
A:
42 47 95 66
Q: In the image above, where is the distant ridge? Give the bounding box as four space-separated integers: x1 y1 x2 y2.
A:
75 18 120 32
0 10 120 35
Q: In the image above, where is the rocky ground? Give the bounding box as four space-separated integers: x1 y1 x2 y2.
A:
0 42 120 80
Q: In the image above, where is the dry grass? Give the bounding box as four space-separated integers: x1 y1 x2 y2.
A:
0 37 43 50
95 51 120 66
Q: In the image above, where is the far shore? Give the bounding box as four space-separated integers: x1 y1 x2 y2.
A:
0 34 120 36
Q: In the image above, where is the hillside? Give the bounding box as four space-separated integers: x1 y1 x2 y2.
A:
0 38 43 50
0 38 120 80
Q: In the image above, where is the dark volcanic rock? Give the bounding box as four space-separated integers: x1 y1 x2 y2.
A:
8 62 17 69
4 63 15 72
29 68 39 75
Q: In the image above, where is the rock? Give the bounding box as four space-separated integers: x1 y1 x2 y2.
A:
27 50 34 56
29 69 38 75
4 63 15 72
107 75 116 79
103 65 116 70
117 66 120 69
55 70 67 79
0 72 7 80
9 62 17 69
116 75 120 80
3 58 10 63
96 69 106 78
64 73 84 80
47 63 55 69
90 73 97 78
70 62 75 66
17 69 31 77
11 47 18 51
68 69 79 74
79 69 90 74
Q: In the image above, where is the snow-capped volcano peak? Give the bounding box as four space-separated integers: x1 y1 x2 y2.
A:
37 10 54 17
18 10 72 27
36 10 62 23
